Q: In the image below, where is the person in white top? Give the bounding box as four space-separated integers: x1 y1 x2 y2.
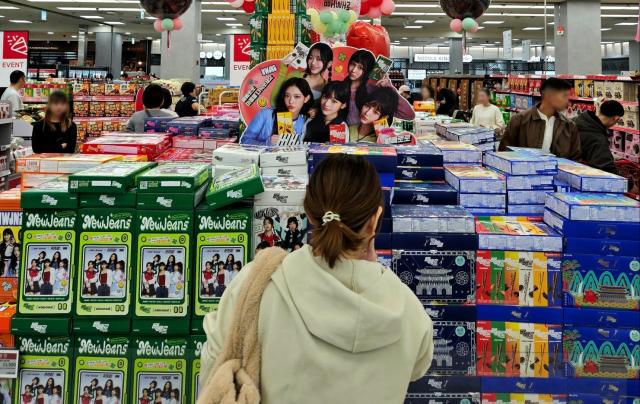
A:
470 88 505 131
0 70 25 117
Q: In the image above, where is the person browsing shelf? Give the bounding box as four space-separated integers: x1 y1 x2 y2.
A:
0 70 25 117
574 99 624 174
174 81 200 117
470 88 505 130
499 78 581 160
31 91 77 153
126 84 178 133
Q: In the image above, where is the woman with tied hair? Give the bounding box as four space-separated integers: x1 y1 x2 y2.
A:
199 154 433 404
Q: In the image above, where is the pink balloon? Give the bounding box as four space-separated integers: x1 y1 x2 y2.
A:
380 0 395 16
173 17 183 30
367 6 382 18
449 18 463 33
229 0 244 7
153 18 163 33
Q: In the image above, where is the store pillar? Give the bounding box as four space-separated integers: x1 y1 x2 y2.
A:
77 25 88 67
160 0 201 81
449 38 463 74
629 41 640 71
95 31 123 78
554 0 601 74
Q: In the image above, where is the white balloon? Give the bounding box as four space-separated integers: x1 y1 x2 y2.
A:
229 0 244 8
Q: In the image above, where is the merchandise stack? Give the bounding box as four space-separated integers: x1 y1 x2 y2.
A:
555 159 628 194
483 150 558 216
445 165 506 216
80 132 171 160
543 192 640 402
393 205 479 403
413 113 453 140
436 122 498 153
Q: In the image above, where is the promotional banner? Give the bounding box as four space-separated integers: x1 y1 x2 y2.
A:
0 31 29 87
229 34 250 87
503 30 513 59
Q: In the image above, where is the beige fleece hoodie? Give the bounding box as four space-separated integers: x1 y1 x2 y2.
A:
200 245 434 404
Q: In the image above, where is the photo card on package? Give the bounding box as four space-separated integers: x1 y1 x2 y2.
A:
0 207 21 302
252 205 308 255
392 250 475 304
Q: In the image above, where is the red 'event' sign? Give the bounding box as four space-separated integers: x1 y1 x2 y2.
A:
233 34 250 63
3 31 28 59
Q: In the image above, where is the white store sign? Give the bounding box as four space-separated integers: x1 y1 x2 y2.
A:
0 31 29 87
414 54 473 63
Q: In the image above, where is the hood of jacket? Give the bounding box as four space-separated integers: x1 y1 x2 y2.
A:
574 110 608 137
271 245 405 354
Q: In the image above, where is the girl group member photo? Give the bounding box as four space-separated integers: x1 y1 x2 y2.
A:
82 252 126 298
200 252 243 298
21 375 63 404
255 213 308 252
137 378 181 404
24 247 70 296
0 228 19 277
78 377 122 404
140 250 185 300
240 44 414 145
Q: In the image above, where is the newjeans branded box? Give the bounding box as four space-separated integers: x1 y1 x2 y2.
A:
396 144 443 167
483 151 558 175
545 192 640 222
428 321 476 375
392 250 475 303
308 144 398 172
503 174 555 191
476 217 563 252
395 166 444 181
212 144 265 167
507 190 550 205
189 335 206 403
68 162 157 194
557 163 628 193
459 194 506 209
544 209 640 240
259 145 307 167
79 190 137 209
392 183 458 205
564 237 640 256
392 233 478 251
21 179 79 209
206 165 264 210
136 163 210 194
430 140 482 164
254 175 307 206
392 205 475 234
445 165 506 194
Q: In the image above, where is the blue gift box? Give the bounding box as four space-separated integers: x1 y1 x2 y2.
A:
308 144 398 172
484 151 558 175
445 165 506 194
564 237 640 257
427 321 477 375
557 162 628 193
404 394 480 404
392 205 475 234
480 377 567 394
396 166 445 181
459 193 506 209
396 144 443 167
563 308 640 329
423 305 478 322
502 173 555 191
476 305 563 324
507 190 550 205
507 204 545 216
408 375 481 393
544 209 640 240
392 232 478 251
545 192 640 222
392 183 458 205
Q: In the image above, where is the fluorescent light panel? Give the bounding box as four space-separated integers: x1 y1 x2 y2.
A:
0 6 19 9
9 20 32 23
405 25 422 28
98 7 140 11
414 20 434 23
615 22 637 25
217 17 236 21
482 21 504 24
58 7 96 10
105 21 125 24
601 27 612 31
523 27 544 30
80 15 102 18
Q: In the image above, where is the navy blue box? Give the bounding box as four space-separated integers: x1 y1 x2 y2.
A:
408 376 480 393
379 172 395 188
308 144 398 172
392 183 458 205
404 394 480 404
396 145 443 167
392 205 475 234
382 187 392 217
392 233 478 251
392 250 475 303
428 321 476 375
565 379 640 396
423 305 477 322
564 237 640 256
396 166 445 181
376 233 392 250
476 305 563 324
480 377 567 394
563 308 640 329
544 209 640 240
380 218 392 233
567 394 639 404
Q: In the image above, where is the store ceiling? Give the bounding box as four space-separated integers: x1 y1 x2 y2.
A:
0 0 637 46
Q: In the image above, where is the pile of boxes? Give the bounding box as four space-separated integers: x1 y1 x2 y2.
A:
436 122 498 153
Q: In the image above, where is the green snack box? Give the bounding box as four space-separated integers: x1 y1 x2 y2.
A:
72 318 131 335
136 182 208 210
78 190 137 209
68 162 156 194
131 318 190 336
250 15 266 45
189 335 206 403
134 211 193 318
136 163 210 194
206 165 264 210
19 210 76 316
131 336 188 404
11 316 71 336
72 319 131 403
194 206 251 317
15 334 73 404
21 179 78 210
75 209 135 317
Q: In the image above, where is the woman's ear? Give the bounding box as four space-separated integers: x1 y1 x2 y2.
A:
365 206 383 237
305 96 311 104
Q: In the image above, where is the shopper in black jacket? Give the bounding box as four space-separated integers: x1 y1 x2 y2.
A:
574 100 624 174
31 91 77 153
174 81 200 117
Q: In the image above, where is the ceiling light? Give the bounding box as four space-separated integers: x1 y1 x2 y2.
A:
414 20 434 24
98 7 140 11
217 17 236 21
202 9 245 13
125 32 131 34
523 27 544 30
80 15 103 18
0 6 18 9
615 22 637 25
395 3 440 8
477 26 484 29
58 7 96 10
226 23 242 27
105 21 125 25
71 35 78 38
601 27 612 31
402 37 408 40
394 12 427 16
494 41 500 44
146 36 152 39
601 6 639 10
215 33 221 36
482 21 504 24
145 16 156 19
48 31 54 34
88 31 93 34
547 21 554 25
602 14 639 18
9 20 32 23
405 25 422 29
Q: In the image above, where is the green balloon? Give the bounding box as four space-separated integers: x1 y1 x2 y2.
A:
462 17 475 31
330 20 343 33
339 9 351 22
319 11 332 24
161 18 174 30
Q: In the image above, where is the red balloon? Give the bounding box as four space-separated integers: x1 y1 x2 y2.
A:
359 0 370 15
346 21 390 58
241 1 254 13
310 31 321 43
369 0 383 7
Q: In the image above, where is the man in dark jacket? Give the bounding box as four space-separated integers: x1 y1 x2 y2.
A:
574 100 624 174
499 78 581 160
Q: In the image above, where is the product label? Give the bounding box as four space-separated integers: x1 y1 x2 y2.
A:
76 210 134 316
16 336 71 404
132 338 187 404
74 336 128 404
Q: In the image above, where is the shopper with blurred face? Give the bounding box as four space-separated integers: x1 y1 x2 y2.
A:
199 154 433 404
499 78 581 160
126 83 178 132
421 84 435 101
31 91 77 153
1 70 26 117
470 88 505 130
574 99 625 174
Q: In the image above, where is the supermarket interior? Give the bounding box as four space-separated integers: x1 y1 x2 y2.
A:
0 0 639 402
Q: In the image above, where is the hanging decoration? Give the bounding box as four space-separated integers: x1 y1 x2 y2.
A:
440 0 489 34
346 20 390 57
635 12 639 42
360 0 395 18
307 0 359 40
224 0 255 14
140 0 193 34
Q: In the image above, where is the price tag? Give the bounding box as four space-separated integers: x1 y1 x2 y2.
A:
0 350 19 378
